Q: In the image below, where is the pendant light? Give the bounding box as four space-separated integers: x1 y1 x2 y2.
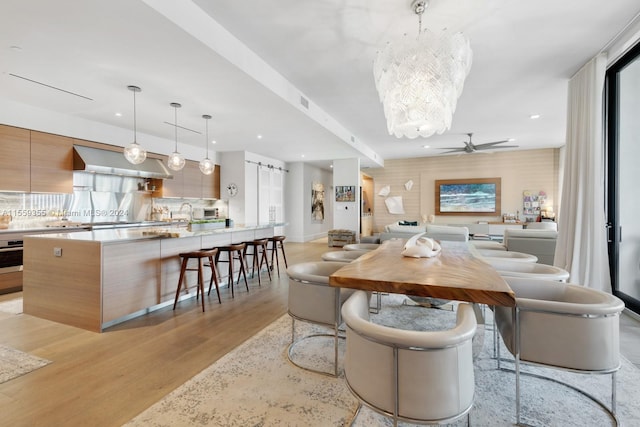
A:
167 102 185 171
199 114 215 175
123 85 147 164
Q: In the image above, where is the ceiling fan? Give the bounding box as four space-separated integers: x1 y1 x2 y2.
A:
438 133 518 154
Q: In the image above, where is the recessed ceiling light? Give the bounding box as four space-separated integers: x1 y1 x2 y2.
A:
211 140 216 144
330 164 333 168
508 138 516 142
301 154 305 158
115 112 122 117
423 145 430 149
529 114 541 119
257 134 263 139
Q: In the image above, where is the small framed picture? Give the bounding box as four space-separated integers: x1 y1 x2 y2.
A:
335 185 356 202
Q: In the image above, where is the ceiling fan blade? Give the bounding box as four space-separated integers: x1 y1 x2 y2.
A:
439 148 467 154
473 140 511 149
477 145 519 150
439 146 468 150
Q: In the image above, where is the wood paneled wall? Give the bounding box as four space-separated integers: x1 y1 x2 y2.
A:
365 148 560 232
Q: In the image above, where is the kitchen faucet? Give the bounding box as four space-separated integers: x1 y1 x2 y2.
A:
179 202 193 222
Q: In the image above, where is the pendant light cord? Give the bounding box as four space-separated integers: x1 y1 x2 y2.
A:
205 117 209 158
174 105 178 152
133 89 137 143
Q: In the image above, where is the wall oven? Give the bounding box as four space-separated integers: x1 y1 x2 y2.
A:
0 240 23 273
0 239 23 294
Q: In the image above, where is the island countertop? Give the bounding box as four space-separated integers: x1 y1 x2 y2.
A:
23 222 287 244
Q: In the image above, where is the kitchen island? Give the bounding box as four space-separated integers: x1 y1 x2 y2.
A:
23 223 285 332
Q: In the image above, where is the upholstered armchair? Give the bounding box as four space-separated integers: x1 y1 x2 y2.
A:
286 261 355 377
342 243 380 251
476 248 538 263
494 277 625 425
321 250 368 262
341 291 477 426
483 258 569 281
503 228 558 265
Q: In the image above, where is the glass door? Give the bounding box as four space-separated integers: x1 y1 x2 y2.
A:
606 42 640 313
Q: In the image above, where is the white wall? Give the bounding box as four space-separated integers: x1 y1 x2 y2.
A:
219 150 286 228
366 149 560 232
332 158 360 236
285 162 333 242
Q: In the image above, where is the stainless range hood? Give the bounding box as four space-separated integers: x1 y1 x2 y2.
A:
73 145 173 179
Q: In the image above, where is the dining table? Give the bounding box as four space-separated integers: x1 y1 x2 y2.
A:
328 238 516 307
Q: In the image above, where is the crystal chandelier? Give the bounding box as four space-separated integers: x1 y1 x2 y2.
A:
199 114 215 175
167 102 185 171
123 85 147 164
373 0 472 139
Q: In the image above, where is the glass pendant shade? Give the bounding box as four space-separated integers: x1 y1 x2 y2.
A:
167 102 185 171
124 141 146 164
199 158 215 175
168 151 186 171
124 85 147 164
199 114 214 175
373 7 472 139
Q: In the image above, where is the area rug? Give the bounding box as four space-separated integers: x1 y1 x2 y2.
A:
0 297 22 314
0 345 51 384
125 294 640 426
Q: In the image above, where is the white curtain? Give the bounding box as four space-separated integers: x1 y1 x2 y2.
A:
554 53 611 291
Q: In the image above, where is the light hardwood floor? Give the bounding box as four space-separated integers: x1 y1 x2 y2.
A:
0 240 338 427
1 239 639 427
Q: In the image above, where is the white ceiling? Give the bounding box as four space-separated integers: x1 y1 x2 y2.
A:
1 0 639 170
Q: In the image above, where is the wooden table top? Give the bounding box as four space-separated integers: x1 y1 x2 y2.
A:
329 239 516 307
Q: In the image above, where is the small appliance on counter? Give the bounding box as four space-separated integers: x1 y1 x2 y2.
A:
225 218 234 228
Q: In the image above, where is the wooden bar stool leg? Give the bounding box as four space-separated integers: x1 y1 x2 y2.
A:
173 257 189 310
260 242 272 281
207 255 222 304
271 239 280 277
227 250 235 298
236 249 249 292
278 240 288 268
197 258 205 312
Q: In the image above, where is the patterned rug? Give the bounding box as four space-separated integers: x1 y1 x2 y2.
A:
125 294 640 426
0 345 51 384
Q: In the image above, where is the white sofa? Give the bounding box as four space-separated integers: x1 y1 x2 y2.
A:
502 229 558 265
378 223 469 242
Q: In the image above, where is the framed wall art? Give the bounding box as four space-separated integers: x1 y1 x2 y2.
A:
335 185 356 202
435 177 501 216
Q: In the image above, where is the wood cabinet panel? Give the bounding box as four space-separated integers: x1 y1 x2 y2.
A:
161 164 184 198
0 271 23 294
102 240 161 323
183 160 202 198
31 131 73 193
202 165 220 199
0 125 30 191
23 238 102 332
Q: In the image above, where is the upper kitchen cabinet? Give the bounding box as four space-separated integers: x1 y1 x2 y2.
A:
30 131 73 193
202 165 220 199
0 124 30 192
183 160 203 198
155 160 219 199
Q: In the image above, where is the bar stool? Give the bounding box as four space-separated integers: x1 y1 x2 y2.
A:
173 248 221 312
268 235 288 277
242 238 272 286
215 243 249 297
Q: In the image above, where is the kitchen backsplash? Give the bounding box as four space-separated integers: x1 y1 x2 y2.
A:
0 172 227 228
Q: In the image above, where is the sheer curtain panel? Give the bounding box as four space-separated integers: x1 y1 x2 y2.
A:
555 53 611 292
